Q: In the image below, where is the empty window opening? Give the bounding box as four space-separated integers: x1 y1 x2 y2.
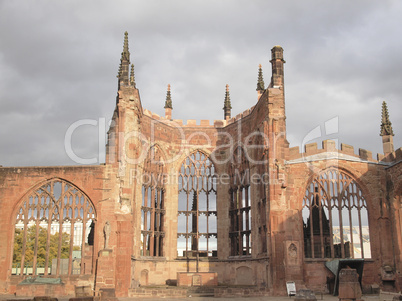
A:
229 146 251 256
177 151 217 258
303 169 371 259
12 179 95 276
141 146 166 257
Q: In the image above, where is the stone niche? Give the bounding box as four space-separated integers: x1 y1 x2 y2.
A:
177 272 218 287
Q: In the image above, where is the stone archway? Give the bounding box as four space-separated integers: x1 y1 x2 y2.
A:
302 168 371 259
12 178 96 277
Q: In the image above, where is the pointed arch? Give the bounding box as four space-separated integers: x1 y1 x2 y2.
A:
141 144 166 257
229 145 252 256
144 142 169 166
302 168 371 259
173 147 218 173
12 178 96 276
177 150 217 257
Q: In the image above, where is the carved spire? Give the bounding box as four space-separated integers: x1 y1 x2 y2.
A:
256 64 265 91
380 101 395 156
164 84 173 119
117 31 131 87
164 84 173 109
130 64 136 88
223 84 232 120
122 31 130 62
380 101 394 136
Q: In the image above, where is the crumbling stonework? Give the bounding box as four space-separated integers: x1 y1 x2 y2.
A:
0 32 401 297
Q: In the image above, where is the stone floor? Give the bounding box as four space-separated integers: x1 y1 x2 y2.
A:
0 292 395 301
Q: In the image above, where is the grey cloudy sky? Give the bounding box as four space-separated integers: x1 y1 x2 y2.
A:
0 0 401 166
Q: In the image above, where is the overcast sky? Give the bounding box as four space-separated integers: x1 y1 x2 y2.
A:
0 0 401 167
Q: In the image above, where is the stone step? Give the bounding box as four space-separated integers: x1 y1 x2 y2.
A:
188 292 215 298
187 286 216 297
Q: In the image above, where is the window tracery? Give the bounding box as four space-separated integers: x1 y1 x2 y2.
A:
12 179 95 276
177 151 217 257
141 146 165 257
229 146 252 256
302 169 371 259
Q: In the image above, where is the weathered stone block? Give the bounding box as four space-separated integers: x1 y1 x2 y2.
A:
338 268 362 300
33 297 58 301
69 298 94 301
75 285 92 297
294 289 316 301
99 288 115 297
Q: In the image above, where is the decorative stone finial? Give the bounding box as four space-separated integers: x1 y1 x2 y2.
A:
117 64 122 78
223 84 232 120
130 64 136 88
164 84 173 109
122 31 130 61
380 101 394 136
117 31 131 87
257 64 265 91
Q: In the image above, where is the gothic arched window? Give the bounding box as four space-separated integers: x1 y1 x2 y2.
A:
302 169 371 259
177 151 217 257
229 146 251 256
141 146 165 257
12 179 96 276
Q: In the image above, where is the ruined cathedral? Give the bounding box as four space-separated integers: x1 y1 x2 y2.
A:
0 32 401 298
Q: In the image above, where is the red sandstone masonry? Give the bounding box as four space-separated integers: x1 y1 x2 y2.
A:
214 287 271 297
128 287 187 298
177 272 218 287
287 139 380 163
1 37 401 299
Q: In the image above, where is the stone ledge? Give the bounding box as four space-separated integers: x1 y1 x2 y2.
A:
214 286 271 297
128 287 187 298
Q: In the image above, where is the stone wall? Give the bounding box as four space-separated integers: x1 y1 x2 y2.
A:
0 36 401 298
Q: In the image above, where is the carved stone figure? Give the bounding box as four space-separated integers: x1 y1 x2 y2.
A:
104 221 111 249
288 243 298 265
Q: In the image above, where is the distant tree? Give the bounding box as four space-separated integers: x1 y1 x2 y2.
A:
13 225 79 266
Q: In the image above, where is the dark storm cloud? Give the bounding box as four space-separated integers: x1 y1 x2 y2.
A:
0 0 401 166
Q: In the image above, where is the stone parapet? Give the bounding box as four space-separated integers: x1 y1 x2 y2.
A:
141 99 261 129
287 140 387 164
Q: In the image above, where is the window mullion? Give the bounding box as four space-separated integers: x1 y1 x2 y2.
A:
328 198 334 258
68 217 75 275
358 198 364 259
32 218 41 276
185 191 189 255
44 204 53 276
308 190 315 258
150 188 156 256
348 192 354 259
80 201 87 275
317 193 324 258
56 183 65 276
